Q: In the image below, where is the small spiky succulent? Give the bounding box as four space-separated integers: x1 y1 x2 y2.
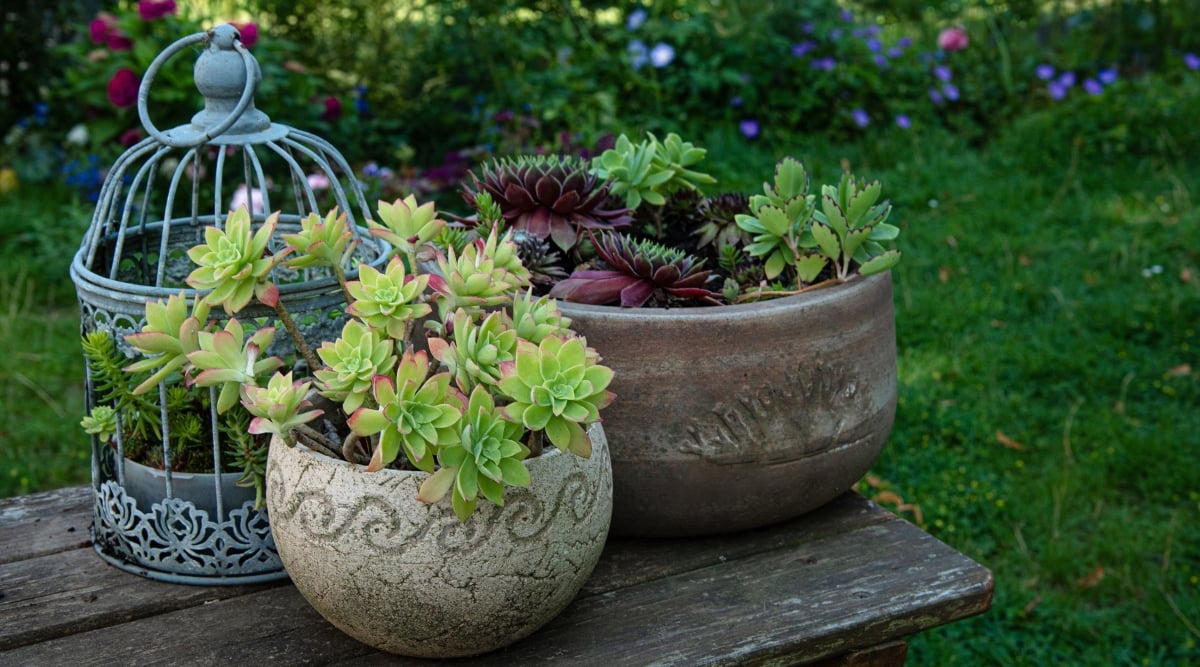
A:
694 193 752 249
461 155 633 251
548 232 721 307
509 229 567 285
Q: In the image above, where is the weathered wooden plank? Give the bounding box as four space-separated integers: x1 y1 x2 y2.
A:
2 507 991 666
0 487 93 565
584 493 892 595
0 546 281 651
802 640 908 667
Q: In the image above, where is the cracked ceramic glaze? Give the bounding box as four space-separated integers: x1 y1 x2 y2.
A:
266 423 612 658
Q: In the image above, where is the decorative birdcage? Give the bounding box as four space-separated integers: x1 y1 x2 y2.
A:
70 25 388 584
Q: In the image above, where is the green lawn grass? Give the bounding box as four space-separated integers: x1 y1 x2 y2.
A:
1 114 1197 664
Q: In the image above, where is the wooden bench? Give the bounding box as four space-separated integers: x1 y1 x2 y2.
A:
0 486 991 665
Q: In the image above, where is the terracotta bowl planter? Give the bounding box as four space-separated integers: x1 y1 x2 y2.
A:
265 424 612 658
557 272 897 537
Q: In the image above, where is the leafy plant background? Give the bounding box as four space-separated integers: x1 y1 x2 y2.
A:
2 0 1199 664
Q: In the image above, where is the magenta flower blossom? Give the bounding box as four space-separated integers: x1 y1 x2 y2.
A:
937 27 969 52
320 95 342 121
1083 78 1103 96
739 119 760 139
89 14 114 44
107 68 139 108
233 22 259 49
895 114 912 129
851 109 869 128
1185 53 1200 70
649 42 675 68
1036 64 1055 80
137 0 177 21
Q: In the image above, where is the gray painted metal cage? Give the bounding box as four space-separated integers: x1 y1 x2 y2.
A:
70 25 387 584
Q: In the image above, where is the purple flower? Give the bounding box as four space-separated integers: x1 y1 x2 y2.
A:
898 36 913 48
650 42 675 68
942 83 960 101
1035 64 1056 81
1185 53 1200 70
1099 68 1118 85
802 22 815 34
933 65 952 82
867 38 882 53
840 9 854 22
628 40 648 69
1047 81 1068 100
739 119 761 139
829 28 843 41
895 114 912 129
1083 78 1103 96
929 87 944 105
866 25 882 37
730 96 743 107
1058 71 1076 87
791 41 817 57
626 8 647 31
851 108 869 128
811 57 837 72
887 47 905 59
874 55 888 68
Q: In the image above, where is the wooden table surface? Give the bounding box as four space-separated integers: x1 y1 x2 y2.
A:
0 487 992 665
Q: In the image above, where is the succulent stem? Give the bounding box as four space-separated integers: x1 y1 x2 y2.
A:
274 300 321 373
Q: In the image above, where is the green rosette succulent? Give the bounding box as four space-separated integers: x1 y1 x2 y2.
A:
345 256 432 339
498 335 615 457
123 292 210 395
242 372 324 440
417 385 531 522
433 228 531 321
80 405 119 443
347 350 465 473
367 194 445 258
282 209 359 271
592 132 716 209
428 309 518 393
313 319 397 413
186 207 289 314
187 319 284 413
510 289 573 344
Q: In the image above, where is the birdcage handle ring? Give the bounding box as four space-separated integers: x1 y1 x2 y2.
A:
137 28 258 149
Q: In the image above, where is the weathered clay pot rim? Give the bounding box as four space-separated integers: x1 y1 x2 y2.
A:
556 271 889 320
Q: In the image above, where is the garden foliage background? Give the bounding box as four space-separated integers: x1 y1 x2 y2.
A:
1 0 1199 664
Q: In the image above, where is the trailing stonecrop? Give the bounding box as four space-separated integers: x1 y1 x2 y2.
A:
458 133 901 307
89 195 614 521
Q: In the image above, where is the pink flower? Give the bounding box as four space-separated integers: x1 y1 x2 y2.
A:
137 0 177 21
90 13 131 50
230 184 265 215
937 27 968 52
89 14 116 44
232 22 259 49
320 96 342 121
305 173 331 190
107 68 140 108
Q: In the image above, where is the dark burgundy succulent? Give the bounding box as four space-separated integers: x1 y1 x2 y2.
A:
460 155 633 251
548 232 721 307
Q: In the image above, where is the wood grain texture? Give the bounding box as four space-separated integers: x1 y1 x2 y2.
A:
0 547 281 651
0 486 92 565
0 488 992 666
